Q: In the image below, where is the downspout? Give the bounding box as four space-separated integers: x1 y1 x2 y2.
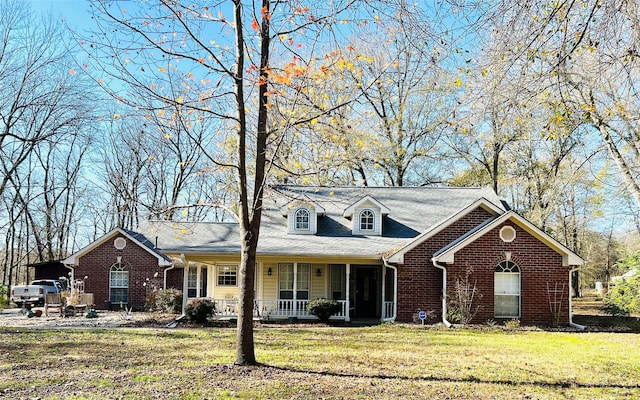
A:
382 258 397 322
569 266 586 330
163 264 175 290
432 259 452 328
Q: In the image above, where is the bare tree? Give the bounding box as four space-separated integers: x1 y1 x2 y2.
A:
84 0 367 365
0 1 96 285
475 0 640 211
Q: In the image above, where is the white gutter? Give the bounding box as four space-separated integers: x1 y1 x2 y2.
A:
382 258 398 322
432 259 452 328
569 266 586 330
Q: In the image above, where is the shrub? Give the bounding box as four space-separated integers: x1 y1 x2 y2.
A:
145 288 183 313
306 298 341 322
185 299 216 324
602 275 639 316
505 319 521 329
447 268 482 325
0 286 9 308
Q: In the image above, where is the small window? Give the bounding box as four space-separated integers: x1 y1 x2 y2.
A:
495 261 520 318
359 209 375 231
217 264 238 286
294 208 310 230
110 263 129 304
187 267 198 298
500 226 516 242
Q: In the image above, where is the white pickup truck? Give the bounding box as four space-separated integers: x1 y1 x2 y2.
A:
10 279 66 307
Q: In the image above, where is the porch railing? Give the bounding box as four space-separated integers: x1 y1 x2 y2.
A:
383 301 395 320
205 298 349 320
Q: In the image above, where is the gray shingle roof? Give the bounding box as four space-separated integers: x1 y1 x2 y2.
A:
139 186 505 259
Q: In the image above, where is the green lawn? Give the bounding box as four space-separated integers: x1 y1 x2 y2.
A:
1 324 639 399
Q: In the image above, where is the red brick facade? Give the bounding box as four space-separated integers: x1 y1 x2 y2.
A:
73 234 170 310
397 209 572 326
397 207 495 322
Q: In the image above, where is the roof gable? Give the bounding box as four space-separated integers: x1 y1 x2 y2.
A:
63 228 172 267
386 198 505 263
432 211 585 266
280 198 325 217
343 195 390 218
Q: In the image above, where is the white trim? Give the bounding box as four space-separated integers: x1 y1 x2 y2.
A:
432 211 585 266
293 208 311 231
499 226 516 242
388 198 505 263
494 261 521 318
280 198 325 217
216 264 238 287
343 195 390 218
358 208 376 232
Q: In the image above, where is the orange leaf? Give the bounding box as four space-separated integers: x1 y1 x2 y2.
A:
69 68 76 75
251 18 259 31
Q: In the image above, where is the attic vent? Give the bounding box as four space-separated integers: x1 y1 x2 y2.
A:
499 226 516 243
114 237 127 250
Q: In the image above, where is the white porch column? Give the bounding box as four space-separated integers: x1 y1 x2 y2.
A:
293 262 298 302
345 264 351 322
196 264 202 298
181 260 189 314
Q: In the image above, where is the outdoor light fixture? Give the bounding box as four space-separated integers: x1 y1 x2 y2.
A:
267 267 272 276
316 268 322 277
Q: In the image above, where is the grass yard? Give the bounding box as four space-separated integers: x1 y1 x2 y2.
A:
1 324 639 399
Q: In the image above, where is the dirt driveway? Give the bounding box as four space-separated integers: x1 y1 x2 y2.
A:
0 307 176 329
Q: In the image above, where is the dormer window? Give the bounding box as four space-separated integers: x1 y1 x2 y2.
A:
344 195 390 236
294 208 310 231
283 200 323 235
359 209 375 231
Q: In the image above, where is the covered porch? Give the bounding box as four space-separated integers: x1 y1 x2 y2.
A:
178 257 397 322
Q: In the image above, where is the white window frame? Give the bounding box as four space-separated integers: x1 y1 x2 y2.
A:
217 264 238 286
494 261 521 318
278 263 310 300
359 209 375 232
109 263 129 304
294 208 310 231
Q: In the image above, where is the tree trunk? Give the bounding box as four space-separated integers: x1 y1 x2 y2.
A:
234 0 270 366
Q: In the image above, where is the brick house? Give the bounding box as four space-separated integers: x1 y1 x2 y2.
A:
63 229 175 310
63 186 585 326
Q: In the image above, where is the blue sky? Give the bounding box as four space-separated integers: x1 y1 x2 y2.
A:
30 0 93 31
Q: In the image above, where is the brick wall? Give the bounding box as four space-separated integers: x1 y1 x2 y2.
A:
166 267 184 291
397 207 495 322
397 211 572 326
446 222 570 326
73 234 169 310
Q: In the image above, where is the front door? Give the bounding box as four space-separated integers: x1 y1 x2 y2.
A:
355 267 378 318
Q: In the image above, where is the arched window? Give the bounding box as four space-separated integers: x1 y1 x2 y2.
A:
294 208 310 230
110 263 129 304
494 261 520 318
359 209 375 231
